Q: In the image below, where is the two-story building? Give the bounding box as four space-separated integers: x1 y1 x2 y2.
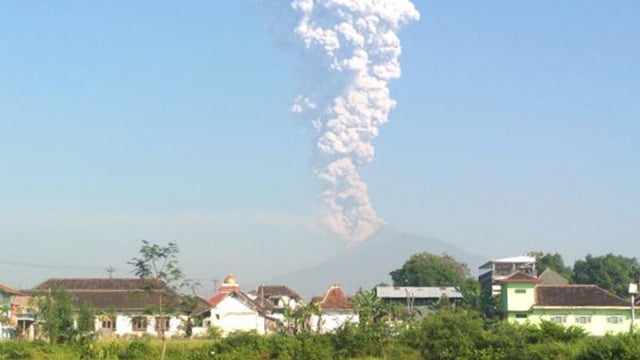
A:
479 256 537 296
501 272 632 335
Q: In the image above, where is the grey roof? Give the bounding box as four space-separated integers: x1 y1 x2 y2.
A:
479 256 536 270
538 268 569 285
376 286 463 299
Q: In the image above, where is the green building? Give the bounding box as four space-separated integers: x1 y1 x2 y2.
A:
501 272 633 335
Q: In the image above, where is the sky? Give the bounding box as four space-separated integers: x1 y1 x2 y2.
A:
1 1 638 292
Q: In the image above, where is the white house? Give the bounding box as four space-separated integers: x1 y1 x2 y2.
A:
201 275 274 336
310 285 359 333
31 278 189 338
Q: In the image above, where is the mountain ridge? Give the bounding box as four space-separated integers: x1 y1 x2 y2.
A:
256 226 487 298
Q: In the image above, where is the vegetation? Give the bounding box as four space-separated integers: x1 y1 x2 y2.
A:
389 252 471 288
572 253 640 297
528 251 573 280
7 249 640 359
35 286 76 344
128 240 189 360
2 310 640 360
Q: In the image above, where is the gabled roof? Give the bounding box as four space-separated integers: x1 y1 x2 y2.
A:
535 285 628 307
0 282 24 296
208 292 228 307
537 268 569 285
30 278 182 312
208 290 273 313
479 256 536 270
501 271 539 283
376 286 463 299
312 285 353 311
256 285 301 300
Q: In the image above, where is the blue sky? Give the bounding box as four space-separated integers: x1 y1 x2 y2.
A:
1 1 638 291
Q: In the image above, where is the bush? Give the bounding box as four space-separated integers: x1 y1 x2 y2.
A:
576 333 640 360
120 340 156 360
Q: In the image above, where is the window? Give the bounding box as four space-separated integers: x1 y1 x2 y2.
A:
101 316 116 330
575 316 591 324
550 316 567 324
607 316 624 324
132 316 147 332
155 316 170 332
515 289 527 294
515 313 528 319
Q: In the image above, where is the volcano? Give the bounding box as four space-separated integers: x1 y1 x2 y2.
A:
262 226 487 298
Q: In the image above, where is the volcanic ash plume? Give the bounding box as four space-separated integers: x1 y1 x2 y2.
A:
288 0 420 244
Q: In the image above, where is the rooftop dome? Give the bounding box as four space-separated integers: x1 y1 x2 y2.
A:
223 274 237 285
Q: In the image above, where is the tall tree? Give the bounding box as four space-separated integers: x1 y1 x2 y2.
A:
390 252 470 288
37 287 76 344
528 251 572 280
128 240 186 360
76 303 95 335
572 253 640 297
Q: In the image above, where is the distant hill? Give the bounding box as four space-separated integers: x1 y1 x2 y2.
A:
261 226 487 298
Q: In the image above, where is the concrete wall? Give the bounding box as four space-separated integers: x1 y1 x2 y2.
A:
310 312 359 333
502 282 535 312
507 308 632 336
205 296 266 335
93 314 183 337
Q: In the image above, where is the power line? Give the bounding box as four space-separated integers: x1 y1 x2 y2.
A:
0 260 124 272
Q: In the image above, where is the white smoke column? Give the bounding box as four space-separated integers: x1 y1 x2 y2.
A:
288 0 420 244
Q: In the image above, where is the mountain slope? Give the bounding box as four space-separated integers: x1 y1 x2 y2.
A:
262 226 487 298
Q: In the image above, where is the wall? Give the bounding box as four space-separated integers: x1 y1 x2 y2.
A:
310 312 359 333
207 296 266 335
94 314 183 337
507 308 632 336
502 282 535 312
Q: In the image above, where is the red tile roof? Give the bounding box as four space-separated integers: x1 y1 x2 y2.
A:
314 285 353 311
0 282 23 296
535 285 628 307
501 271 539 283
208 292 228 307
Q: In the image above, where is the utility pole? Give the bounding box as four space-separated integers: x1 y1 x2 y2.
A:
629 283 638 332
106 266 116 278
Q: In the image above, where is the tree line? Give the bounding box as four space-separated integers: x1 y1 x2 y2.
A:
390 251 640 299
6 242 640 360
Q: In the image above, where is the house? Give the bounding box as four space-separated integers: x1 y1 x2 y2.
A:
310 285 359 333
479 255 537 296
200 275 275 336
501 272 632 335
253 285 301 310
376 286 463 316
0 282 25 339
251 285 302 326
31 278 188 338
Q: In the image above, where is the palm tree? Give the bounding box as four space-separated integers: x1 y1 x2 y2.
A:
300 302 320 333
282 306 296 335
352 289 383 330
